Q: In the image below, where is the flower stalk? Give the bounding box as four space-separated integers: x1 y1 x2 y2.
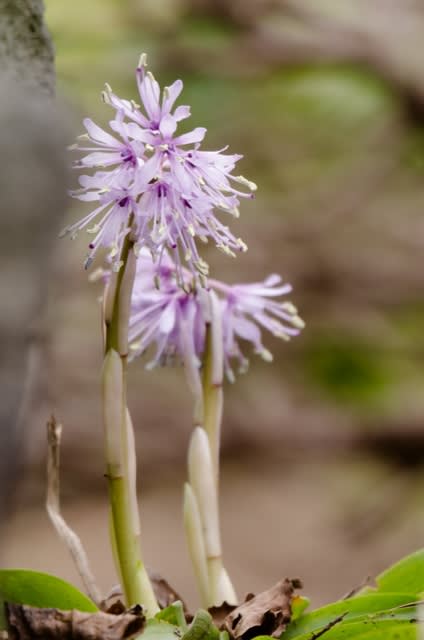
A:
187 427 225 606
102 226 158 613
201 292 224 486
183 483 209 608
184 292 237 607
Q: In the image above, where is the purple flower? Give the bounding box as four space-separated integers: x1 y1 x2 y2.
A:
64 54 255 276
70 113 143 171
61 170 136 269
209 274 305 380
103 56 192 134
128 249 206 370
126 250 304 379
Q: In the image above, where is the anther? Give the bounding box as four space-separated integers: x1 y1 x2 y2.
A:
58 226 70 239
87 224 100 234
260 349 273 362
235 175 257 191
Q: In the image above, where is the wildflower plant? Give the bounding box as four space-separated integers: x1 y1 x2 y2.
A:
2 52 423 640
62 53 304 611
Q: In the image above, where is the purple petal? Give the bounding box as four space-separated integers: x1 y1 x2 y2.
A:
159 114 178 139
169 156 195 193
174 127 207 146
74 191 103 202
120 121 155 144
79 151 124 167
173 105 191 122
134 153 162 188
138 73 161 120
159 299 177 333
233 316 262 348
263 274 282 287
83 118 119 147
162 79 183 114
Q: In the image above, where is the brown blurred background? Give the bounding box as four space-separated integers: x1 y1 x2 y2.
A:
2 0 424 610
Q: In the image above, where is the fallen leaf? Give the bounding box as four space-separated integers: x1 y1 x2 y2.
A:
209 602 237 628
149 572 186 610
105 601 126 616
223 578 302 640
100 573 185 613
5 603 145 640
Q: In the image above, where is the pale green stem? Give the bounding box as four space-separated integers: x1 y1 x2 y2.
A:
219 568 238 605
184 292 237 606
102 228 159 614
124 408 158 612
188 427 223 605
183 482 210 608
202 325 223 487
202 290 224 485
204 294 237 604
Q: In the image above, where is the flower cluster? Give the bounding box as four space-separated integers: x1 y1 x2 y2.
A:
127 249 304 381
63 54 255 278
66 54 305 378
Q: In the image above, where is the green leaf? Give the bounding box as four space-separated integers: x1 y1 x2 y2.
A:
291 595 310 621
155 601 187 629
281 593 418 640
0 569 97 630
181 610 219 640
345 622 418 640
374 549 424 595
138 618 181 640
286 619 417 640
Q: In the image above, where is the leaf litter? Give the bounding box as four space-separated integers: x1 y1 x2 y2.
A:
211 578 303 640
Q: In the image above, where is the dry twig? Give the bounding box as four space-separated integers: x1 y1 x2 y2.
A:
46 416 102 606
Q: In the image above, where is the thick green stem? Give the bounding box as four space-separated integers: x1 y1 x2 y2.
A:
105 229 135 354
102 228 158 614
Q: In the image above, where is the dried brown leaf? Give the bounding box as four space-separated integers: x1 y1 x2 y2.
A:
209 602 237 628
100 572 185 613
223 578 302 640
105 601 126 616
149 571 186 610
5 603 145 640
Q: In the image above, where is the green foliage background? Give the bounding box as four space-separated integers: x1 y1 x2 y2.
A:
3 0 419 610
46 0 424 422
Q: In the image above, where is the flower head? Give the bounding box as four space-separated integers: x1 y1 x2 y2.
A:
126 250 304 380
128 249 206 369
210 274 305 381
63 54 255 279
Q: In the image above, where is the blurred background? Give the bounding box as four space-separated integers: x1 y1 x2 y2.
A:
2 0 424 610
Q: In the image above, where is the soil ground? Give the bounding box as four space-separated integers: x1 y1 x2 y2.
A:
2 456 423 609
